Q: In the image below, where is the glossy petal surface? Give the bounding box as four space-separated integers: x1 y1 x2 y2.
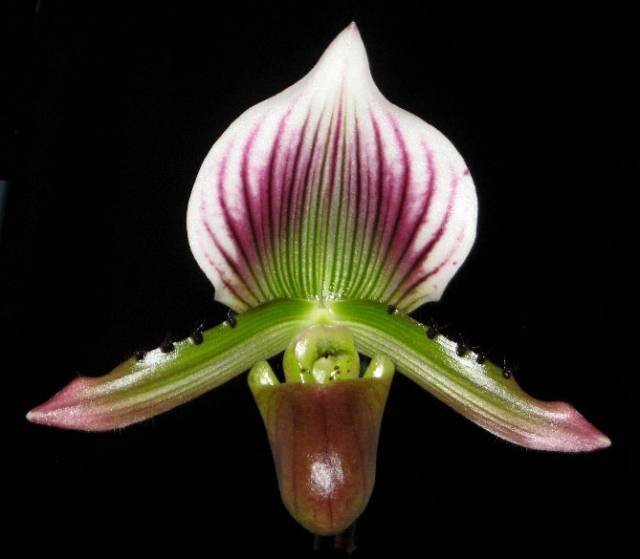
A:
187 24 477 312
250 376 393 535
332 300 610 452
27 300 316 430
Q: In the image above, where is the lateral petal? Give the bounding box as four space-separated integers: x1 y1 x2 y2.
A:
332 300 610 452
27 300 316 431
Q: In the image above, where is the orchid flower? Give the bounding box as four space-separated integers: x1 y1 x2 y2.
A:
27 23 610 537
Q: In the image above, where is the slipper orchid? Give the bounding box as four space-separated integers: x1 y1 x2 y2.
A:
27 23 610 537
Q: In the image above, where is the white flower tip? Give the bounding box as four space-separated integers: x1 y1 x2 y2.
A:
597 433 612 449
309 22 375 93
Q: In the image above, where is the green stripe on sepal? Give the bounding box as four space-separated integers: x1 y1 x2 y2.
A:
330 300 610 452
27 299 317 431
187 24 477 313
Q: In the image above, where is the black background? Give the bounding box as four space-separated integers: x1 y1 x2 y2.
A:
2 1 636 555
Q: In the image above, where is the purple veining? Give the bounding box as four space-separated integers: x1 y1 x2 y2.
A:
351 110 385 297
201 246 253 308
263 107 294 294
321 88 345 293
217 137 269 301
199 144 262 304
336 124 355 293
370 112 412 300
282 112 311 294
382 143 437 301
369 114 392 288
187 24 478 311
390 167 459 305
398 219 466 309
298 108 326 294
276 137 296 294
240 120 276 297
347 116 369 295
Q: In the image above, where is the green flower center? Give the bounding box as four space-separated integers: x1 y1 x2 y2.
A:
249 323 394 388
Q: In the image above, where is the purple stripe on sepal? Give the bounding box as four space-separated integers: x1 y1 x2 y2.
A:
378 141 436 301
390 169 459 305
186 23 477 312
369 112 414 300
